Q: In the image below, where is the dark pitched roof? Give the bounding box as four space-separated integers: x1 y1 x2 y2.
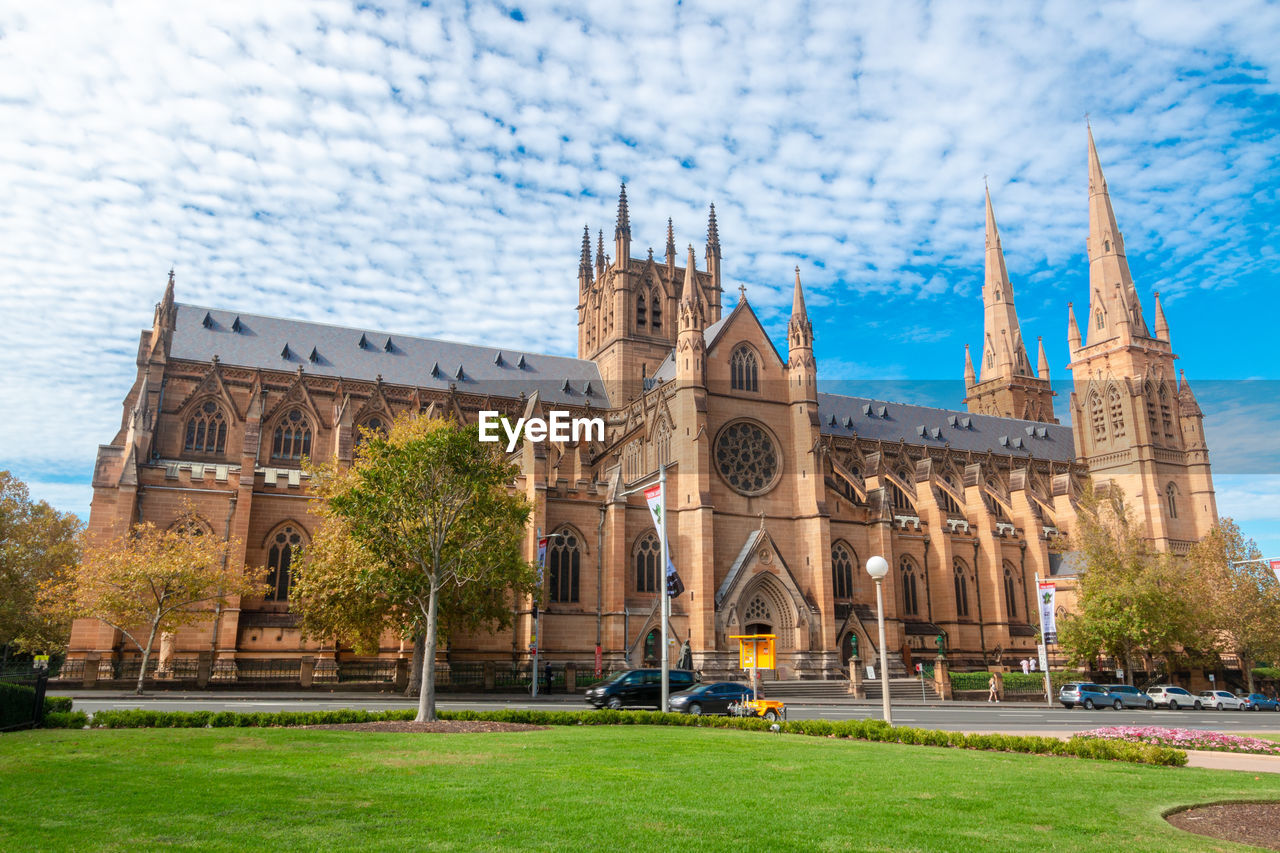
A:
817 392 1076 463
170 304 610 407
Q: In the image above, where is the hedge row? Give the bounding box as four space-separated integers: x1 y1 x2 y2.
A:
61 707 1185 765
45 696 73 714
950 671 1070 691
0 681 38 729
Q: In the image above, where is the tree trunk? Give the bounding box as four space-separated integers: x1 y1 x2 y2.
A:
1245 655 1256 694
405 632 426 698
137 621 160 696
417 578 441 722
1123 651 1134 685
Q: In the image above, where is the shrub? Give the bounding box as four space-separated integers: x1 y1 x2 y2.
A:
44 696 74 714
43 711 89 729
1252 666 1280 681
0 681 39 729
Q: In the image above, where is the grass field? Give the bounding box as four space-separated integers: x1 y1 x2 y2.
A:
2 726 1277 851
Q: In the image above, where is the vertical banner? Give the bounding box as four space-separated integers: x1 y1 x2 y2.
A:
536 537 548 587
644 483 685 597
1270 560 1280 585
1038 580 1057 644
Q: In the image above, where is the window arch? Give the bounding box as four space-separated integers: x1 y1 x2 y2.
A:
1089 390 1106 444
548 527 581 603
831 542 856 600
636 292 647 328
1108 385 1125 439
272 409 313 461
900 556 919 616
1095 308 1105 330
265 523 305 602
634 532 660 594
650 292 662 331
184 400 227 455
1003 561 1021 621
889 482 914 513
730 345 759 392
355 416 386 451
169 514 212 537
1165 483 1178 519
651 418 672 469
1159 383 1174 439
953 558 970 618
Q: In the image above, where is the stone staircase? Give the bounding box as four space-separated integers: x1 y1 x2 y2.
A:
862 676 941 701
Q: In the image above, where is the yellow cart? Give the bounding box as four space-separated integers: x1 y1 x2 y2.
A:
728 634 786 721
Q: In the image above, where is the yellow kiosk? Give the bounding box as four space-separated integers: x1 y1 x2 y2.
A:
728 634 786 722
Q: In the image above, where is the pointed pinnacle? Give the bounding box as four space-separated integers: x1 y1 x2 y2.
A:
1088 125 1107 195
579 224 592 274
615 182 630 238
791 266 807 319
984 185 1000 249
964 344 976 386
1153 290 1169 340
707 203 720 245
1037 336 1050 380
666 217 676 261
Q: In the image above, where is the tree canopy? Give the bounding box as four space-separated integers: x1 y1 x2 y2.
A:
297 415 535 721
0 471 82 658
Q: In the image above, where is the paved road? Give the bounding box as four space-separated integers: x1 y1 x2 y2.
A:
62 692 1280 734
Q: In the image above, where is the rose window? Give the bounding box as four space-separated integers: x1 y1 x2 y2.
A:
714 421 780 495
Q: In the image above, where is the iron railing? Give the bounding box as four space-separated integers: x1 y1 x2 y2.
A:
236 659 303 681
337 660 397 683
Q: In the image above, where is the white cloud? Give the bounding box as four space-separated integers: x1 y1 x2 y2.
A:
1 0 1278 521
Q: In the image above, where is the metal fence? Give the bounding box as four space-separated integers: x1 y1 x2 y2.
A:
236 659 303 681
0 670 49 732
337 660 397 683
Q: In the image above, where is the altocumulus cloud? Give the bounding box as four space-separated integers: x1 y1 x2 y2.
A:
0 0 1278 534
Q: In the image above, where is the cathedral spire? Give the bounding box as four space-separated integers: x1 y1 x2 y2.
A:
1037 336 1050 381
964 344 976 388
665 217 676 266
979 188 1031 382
1153 290 1169 341
1067 301 1082 353
614 183 631 267
706 203 720 257
788 266 813 352
596 229 605 276
155 268 177 332
680 245 702 314
579 224 593 285
1086 128 1149 343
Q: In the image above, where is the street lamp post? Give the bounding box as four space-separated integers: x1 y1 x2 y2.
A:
865 555 892 726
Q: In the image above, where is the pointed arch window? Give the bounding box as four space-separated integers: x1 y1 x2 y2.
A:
1165 483 1178 519
636 292 647 328
272 409 313 461
1095 309 1105 330
832 542 856 600
652 418 672 469
1003 561 1021 621
1108 386 1125 439
1159 384 1175 439
1146 383 1160 440
548 528 580 603
355 416 386 452
1089 391 1106 443
730 345 759 392
900 556 919 617
635 533 659 594
184 400 227 455
266 524 304 602
650 292 662 331
953 558 970 618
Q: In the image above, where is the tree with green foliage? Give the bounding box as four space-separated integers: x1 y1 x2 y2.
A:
0 471 82 661
300 415 535 721
1056 484 1209 681
1189 519 1280 693
65 517 263 694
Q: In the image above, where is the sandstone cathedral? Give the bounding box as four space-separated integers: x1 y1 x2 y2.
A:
69 129 1216 684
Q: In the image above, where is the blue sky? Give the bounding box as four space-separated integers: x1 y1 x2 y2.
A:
1 1 1278 551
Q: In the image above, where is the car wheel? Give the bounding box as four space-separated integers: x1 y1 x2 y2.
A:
764 710 778 722
1169 700 1178 710
606 697 623 710
1145 700 1154 710
1216 703 1224 710
1084 699 1095 710
689 703 702 716
1113 699 1123 710
1061 703 1073 709
1194 701 1203 710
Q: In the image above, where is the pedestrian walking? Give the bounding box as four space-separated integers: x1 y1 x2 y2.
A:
544 661 553 695
988 673 1000 703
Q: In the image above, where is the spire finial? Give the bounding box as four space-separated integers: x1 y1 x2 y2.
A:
615 182 630 239
738 283 747 301
665 217 676 262
579 224 592 277
707 203 719 247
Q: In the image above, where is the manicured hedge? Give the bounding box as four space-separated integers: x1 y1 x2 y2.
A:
0 681 39 729
951 671 1070 691
43 711 89 729
70 706 1185 765
44 696 73 714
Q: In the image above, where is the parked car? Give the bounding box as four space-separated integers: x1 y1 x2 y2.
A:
668 682 754 715
1060 683 1114 709
1198 690 1246 710
1100 684 1153 710
1241 693 1280 711
584 669 698 709
1146 685 1203 710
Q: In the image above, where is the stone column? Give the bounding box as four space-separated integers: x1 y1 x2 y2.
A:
565 662 578 693
933 656 953 700
300 657 316 688
848 657 865 699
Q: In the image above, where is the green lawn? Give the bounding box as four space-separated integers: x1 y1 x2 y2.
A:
1 727 1277 851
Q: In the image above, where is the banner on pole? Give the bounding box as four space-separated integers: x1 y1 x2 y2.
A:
1038 580 1057 644
644 483 685 598
537 537 548 587
1271 559 1280 585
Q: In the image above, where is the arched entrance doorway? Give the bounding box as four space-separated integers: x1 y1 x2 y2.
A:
839 631 857 666
643 629 659 666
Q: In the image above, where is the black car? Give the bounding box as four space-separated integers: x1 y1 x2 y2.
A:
668 682 755 715
584 669 699 709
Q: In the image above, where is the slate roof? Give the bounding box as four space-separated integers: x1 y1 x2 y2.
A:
170 304 610 407
816 392 1077 463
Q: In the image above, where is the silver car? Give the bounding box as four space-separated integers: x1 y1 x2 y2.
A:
1198 690 1245 710
1101 684 1154 710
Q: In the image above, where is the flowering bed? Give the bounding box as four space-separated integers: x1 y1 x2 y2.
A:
1076 725 1280 755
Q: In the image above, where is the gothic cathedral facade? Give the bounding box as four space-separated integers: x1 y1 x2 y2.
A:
70 131 1217 680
